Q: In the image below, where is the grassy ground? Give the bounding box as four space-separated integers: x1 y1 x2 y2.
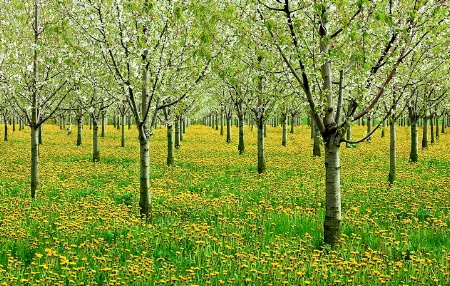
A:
0 122 449 285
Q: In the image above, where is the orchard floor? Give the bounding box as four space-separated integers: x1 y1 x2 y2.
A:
0 123 449 285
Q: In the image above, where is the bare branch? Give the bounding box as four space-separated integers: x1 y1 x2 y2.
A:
330 8 362 39
38 84 75 127
258 0 284 12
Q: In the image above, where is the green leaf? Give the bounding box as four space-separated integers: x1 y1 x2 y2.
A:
265 19 275 32
144 1 155 13
349 31 359 41
200 33 210 44
174 5 183 21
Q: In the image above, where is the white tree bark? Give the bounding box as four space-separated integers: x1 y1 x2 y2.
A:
324 133 341 246
30 125 39 199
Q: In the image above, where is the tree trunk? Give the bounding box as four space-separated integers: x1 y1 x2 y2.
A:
3 123 7 141
101 113 105 138
77 116 82 146
3 115 8 141
179 117 183 142
381 120 385 138
422 116 428 149
435 116 439 140
182 117 186 134
345 124 352 148
167 124 174 166
121 114 125 147
313 120 321 156
67 112 72 134
430 115 435 144
215 113 219 130
226 116 231 143
12 117 15 132
38 124 43 145
238 113 245 154
290 115 295 134
30 2 39 199
92 116 100 162
410 117 418 162
441 116 445 134
281 113 287 146
139 133 151 219
220 109 224 136
138 48 152 220
388 117 396 185
263 123 267 138
323 134 341 247
174 118 180 149
366 115 371 142
319 13 341 246
31 125 39 199
257 117 265 174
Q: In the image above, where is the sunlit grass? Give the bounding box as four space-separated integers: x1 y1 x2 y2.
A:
0 122 449 285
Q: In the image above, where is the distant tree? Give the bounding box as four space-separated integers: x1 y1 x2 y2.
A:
117 98 129 147
385 36 448 184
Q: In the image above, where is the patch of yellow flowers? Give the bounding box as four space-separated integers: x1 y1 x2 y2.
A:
0 123 449 285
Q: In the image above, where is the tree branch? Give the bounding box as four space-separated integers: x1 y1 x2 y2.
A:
335 70 344 124
330 8 362 39
38 84 75 127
